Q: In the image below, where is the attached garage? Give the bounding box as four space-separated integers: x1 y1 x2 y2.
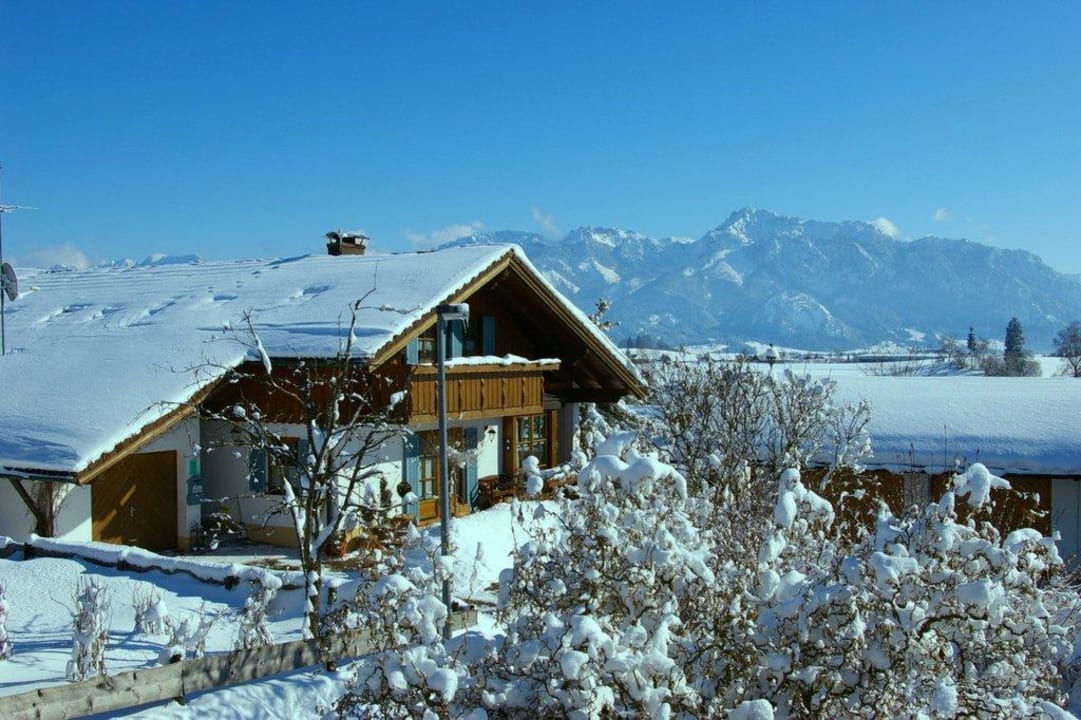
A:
91 450 178 552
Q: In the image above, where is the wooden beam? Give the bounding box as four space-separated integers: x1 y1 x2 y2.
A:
4 477 48 533
501 255 647 398
555 388 628 403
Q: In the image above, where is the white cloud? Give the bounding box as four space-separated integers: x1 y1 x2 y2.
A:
871 217 901 238
405 221 484 249
18 244 92 270
531 206 561 239
933 208 951 222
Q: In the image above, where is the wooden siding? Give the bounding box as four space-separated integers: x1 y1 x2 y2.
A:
807 467 1052 538
206 361 554 426
205 362 399 425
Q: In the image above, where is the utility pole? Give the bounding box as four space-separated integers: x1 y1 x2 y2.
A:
0 163 36 355
435 302 469 640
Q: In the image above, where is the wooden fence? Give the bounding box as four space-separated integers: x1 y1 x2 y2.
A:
0 610 478 720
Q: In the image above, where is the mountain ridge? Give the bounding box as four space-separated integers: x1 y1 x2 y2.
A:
443 208 1081 351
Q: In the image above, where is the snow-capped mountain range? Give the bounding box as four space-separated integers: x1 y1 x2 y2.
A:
444 208 1081 351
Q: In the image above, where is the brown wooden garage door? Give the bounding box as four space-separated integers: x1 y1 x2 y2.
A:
91 450 178 552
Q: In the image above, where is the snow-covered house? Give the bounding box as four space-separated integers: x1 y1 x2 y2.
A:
0 245 644 552
821 375 1081 561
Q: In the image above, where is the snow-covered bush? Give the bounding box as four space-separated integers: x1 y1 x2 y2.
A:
0 581 12 660
132 584 170 636
158 605 221 664
327 383 1080 717
235 578 280 649
66 577 110 681
488 446 712 717
486 442 1080 719
334 524 470 719
729 463 1078 717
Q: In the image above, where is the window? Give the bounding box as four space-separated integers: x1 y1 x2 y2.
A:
515 414 547 470
252 436 304 492
416 330 437 364
417 429 465 500
418 431 439 500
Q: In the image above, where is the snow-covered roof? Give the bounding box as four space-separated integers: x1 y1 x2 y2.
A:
828 376 1081 476
0 244 633 477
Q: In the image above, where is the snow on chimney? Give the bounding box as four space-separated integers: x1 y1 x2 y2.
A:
326 230 368 256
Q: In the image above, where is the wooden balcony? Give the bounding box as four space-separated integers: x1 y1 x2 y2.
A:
380 361 559 424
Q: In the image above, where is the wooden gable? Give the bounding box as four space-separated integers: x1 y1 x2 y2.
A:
372 251 645 404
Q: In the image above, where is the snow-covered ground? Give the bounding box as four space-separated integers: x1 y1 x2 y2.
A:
0 501 553 718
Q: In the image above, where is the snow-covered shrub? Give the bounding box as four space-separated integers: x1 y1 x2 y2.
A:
717 463 1081 718
334 524 471 719
235 578 280 649
131 584 170 636
487 439 1080 718
0 581 12 660
327 380 1080 717
158 605 221 664
66 577 110 681
486 445 713 718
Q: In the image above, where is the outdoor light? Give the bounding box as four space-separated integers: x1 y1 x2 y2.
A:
436 302 469 640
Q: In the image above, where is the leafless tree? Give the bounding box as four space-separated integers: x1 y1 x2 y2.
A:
192 292 413 643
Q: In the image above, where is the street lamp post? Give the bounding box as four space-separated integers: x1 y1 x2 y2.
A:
435 302 469 640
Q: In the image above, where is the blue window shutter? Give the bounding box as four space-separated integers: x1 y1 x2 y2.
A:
296 438 310 485
248 447 267 493
402 434 420 519
482 316 496 355
447 320 464 359
464 427 479 507
405 339 419 364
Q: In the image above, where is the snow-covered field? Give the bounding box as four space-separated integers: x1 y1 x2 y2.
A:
0 502 551 718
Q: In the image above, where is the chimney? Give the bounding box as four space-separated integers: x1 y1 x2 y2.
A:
326 230 368 256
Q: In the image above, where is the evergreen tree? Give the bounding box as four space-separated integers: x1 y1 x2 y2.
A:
1004 317 1026 358
966 326 978 353
997 317 1040 376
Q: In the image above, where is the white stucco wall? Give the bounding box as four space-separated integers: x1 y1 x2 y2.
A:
56 485 92 540
199 420 409 542
0 479 35 539
0 479 94 542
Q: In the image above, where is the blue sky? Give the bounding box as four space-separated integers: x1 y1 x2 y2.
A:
3 2 1079 272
